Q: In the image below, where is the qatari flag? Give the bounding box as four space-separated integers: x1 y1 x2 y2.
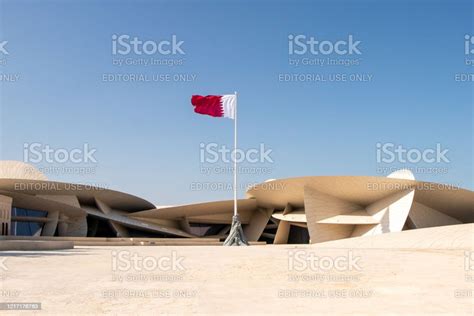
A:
191 94 236 119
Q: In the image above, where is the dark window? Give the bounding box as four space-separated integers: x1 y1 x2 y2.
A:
11 207 47 236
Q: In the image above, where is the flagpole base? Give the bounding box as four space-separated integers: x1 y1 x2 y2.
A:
223 215 249 246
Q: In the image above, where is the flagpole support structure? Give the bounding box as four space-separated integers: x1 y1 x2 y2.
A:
223 91 248 246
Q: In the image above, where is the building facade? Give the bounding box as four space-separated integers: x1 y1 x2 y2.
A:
0 161 472 244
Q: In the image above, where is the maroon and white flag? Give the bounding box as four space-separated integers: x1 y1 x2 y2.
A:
190 92 245 242
191 94 236 119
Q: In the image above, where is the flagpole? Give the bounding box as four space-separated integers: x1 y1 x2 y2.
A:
233 91 238 217
223 91 247 246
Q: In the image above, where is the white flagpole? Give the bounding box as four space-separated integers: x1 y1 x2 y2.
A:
233 91 238 217
223 91 247 245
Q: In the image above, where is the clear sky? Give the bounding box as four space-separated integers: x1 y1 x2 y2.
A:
0 0 472 206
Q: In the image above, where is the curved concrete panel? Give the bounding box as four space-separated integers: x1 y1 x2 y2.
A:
315 223 474 250
304 186 362 243
352 188 415 237
0 160 471 246
128 199 257 220
247 176 473 222
248 175 473 244
387 169 415 180
83 205 194 237
0 179 154 211
408 202 462 228
247 176 417 209
0 189 85 217
244 208 273 242
0 161 47 181
272 210 306 223
317 210 379 224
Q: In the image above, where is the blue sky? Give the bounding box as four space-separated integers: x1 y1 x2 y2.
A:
0 0 472 205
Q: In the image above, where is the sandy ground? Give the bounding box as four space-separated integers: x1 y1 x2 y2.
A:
0 226 473 315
